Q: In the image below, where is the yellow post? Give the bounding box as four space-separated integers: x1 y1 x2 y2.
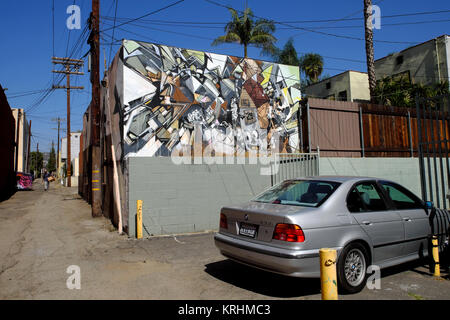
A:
136 200 143 239
320 248 338 300
432 235 440 277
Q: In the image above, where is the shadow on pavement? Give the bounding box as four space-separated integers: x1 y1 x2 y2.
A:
373 257 449 282
204 259 321 298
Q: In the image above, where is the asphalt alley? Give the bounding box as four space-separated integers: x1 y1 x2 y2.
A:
0 181 449 300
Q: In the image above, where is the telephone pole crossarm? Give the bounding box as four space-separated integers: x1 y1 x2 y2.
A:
51 57 85 187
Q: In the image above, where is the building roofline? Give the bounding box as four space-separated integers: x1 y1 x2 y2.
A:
116 38 301 70
304 70 367 88
374 34 449 63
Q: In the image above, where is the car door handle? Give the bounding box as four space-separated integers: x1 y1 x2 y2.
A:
403 217 411 222
362 221 372 225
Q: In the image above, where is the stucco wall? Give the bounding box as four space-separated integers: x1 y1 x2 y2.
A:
304 71 369 102
374 36 449 86
349 72 370 102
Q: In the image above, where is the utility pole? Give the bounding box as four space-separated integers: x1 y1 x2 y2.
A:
52 117 65 178
14 109 21 173
88 0 102 217
26 120 32 173
364 0 376 103
52 57 84 187
37 142 39 177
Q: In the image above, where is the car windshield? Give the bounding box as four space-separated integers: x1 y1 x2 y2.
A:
252 180 341 207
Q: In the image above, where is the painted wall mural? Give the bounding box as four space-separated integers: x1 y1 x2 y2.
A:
118 40 301 158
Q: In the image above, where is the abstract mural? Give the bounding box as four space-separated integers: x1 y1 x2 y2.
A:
117 40 302 158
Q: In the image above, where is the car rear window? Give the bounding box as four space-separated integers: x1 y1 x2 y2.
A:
252 180 341 207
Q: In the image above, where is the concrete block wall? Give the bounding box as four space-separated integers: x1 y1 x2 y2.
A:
319 157 421 197
127 156 433 237
128 157 271 237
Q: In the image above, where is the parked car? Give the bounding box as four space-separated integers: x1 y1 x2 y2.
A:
214 176 450 293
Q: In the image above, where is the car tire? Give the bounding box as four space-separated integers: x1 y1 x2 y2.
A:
337 243 369 294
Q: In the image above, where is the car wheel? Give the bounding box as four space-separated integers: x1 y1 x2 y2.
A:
337 243 369 294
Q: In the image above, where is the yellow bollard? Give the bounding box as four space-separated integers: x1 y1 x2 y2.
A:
320 248 338 300
432 235 440 277
136 200 143 239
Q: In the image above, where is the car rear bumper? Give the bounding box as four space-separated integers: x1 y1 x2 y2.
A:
214 233 339 278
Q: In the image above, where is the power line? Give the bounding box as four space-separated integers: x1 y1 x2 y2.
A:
107 0 119 68
274 9 450 24
204 0 419 45
26 24 89 115
102 0 185 32
101 7 450 25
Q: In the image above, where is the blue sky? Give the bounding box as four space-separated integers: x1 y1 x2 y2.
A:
1 0 449 152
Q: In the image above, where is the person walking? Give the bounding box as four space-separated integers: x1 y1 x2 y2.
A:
43 169 50 191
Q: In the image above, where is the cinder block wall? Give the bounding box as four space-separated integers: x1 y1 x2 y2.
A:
319 157 421 197
128 157 430 237
128 157 271 237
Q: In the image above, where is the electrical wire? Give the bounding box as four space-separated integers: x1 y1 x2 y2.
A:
101 8 450 25
107 0 119 68
102 0 185 32
203 0 419 45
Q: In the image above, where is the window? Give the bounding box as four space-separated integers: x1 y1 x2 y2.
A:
326 82 331 90
241 98 250 107
396 55 404 65
253 180 341 208
347 182 388 213
338 90 347 101
379 181 423 210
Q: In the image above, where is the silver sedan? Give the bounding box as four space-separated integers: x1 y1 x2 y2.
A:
214 176 450 293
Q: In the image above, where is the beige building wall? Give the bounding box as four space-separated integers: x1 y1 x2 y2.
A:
375 35 449 87
11 108 30 172
304 71 370 102
349 71 371 102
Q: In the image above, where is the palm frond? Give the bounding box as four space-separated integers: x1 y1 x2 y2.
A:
212 33 241 46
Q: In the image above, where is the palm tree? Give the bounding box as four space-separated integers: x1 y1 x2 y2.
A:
273 38 300 66
364 0 376 103
212 7 277 58
299 53 324 83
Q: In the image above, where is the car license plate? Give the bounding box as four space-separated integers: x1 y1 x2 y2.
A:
239 223 257 238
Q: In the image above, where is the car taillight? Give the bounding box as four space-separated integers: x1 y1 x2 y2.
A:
273 224 305 242
220 213 228 229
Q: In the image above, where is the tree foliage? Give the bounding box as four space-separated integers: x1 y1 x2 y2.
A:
299 53 324 84
373 78 449 108
273 38 300 66
212 7 277 58
47 145 56 173
30 151 43 177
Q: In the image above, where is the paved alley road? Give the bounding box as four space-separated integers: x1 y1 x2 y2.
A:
0 180 449 300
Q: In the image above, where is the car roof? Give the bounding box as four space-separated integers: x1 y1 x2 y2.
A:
290 176 386 183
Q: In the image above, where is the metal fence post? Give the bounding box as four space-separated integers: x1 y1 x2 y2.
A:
359 107 365 157
416 96 427 201
317 147 320 176
407 110 413 157
307 102 311 153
